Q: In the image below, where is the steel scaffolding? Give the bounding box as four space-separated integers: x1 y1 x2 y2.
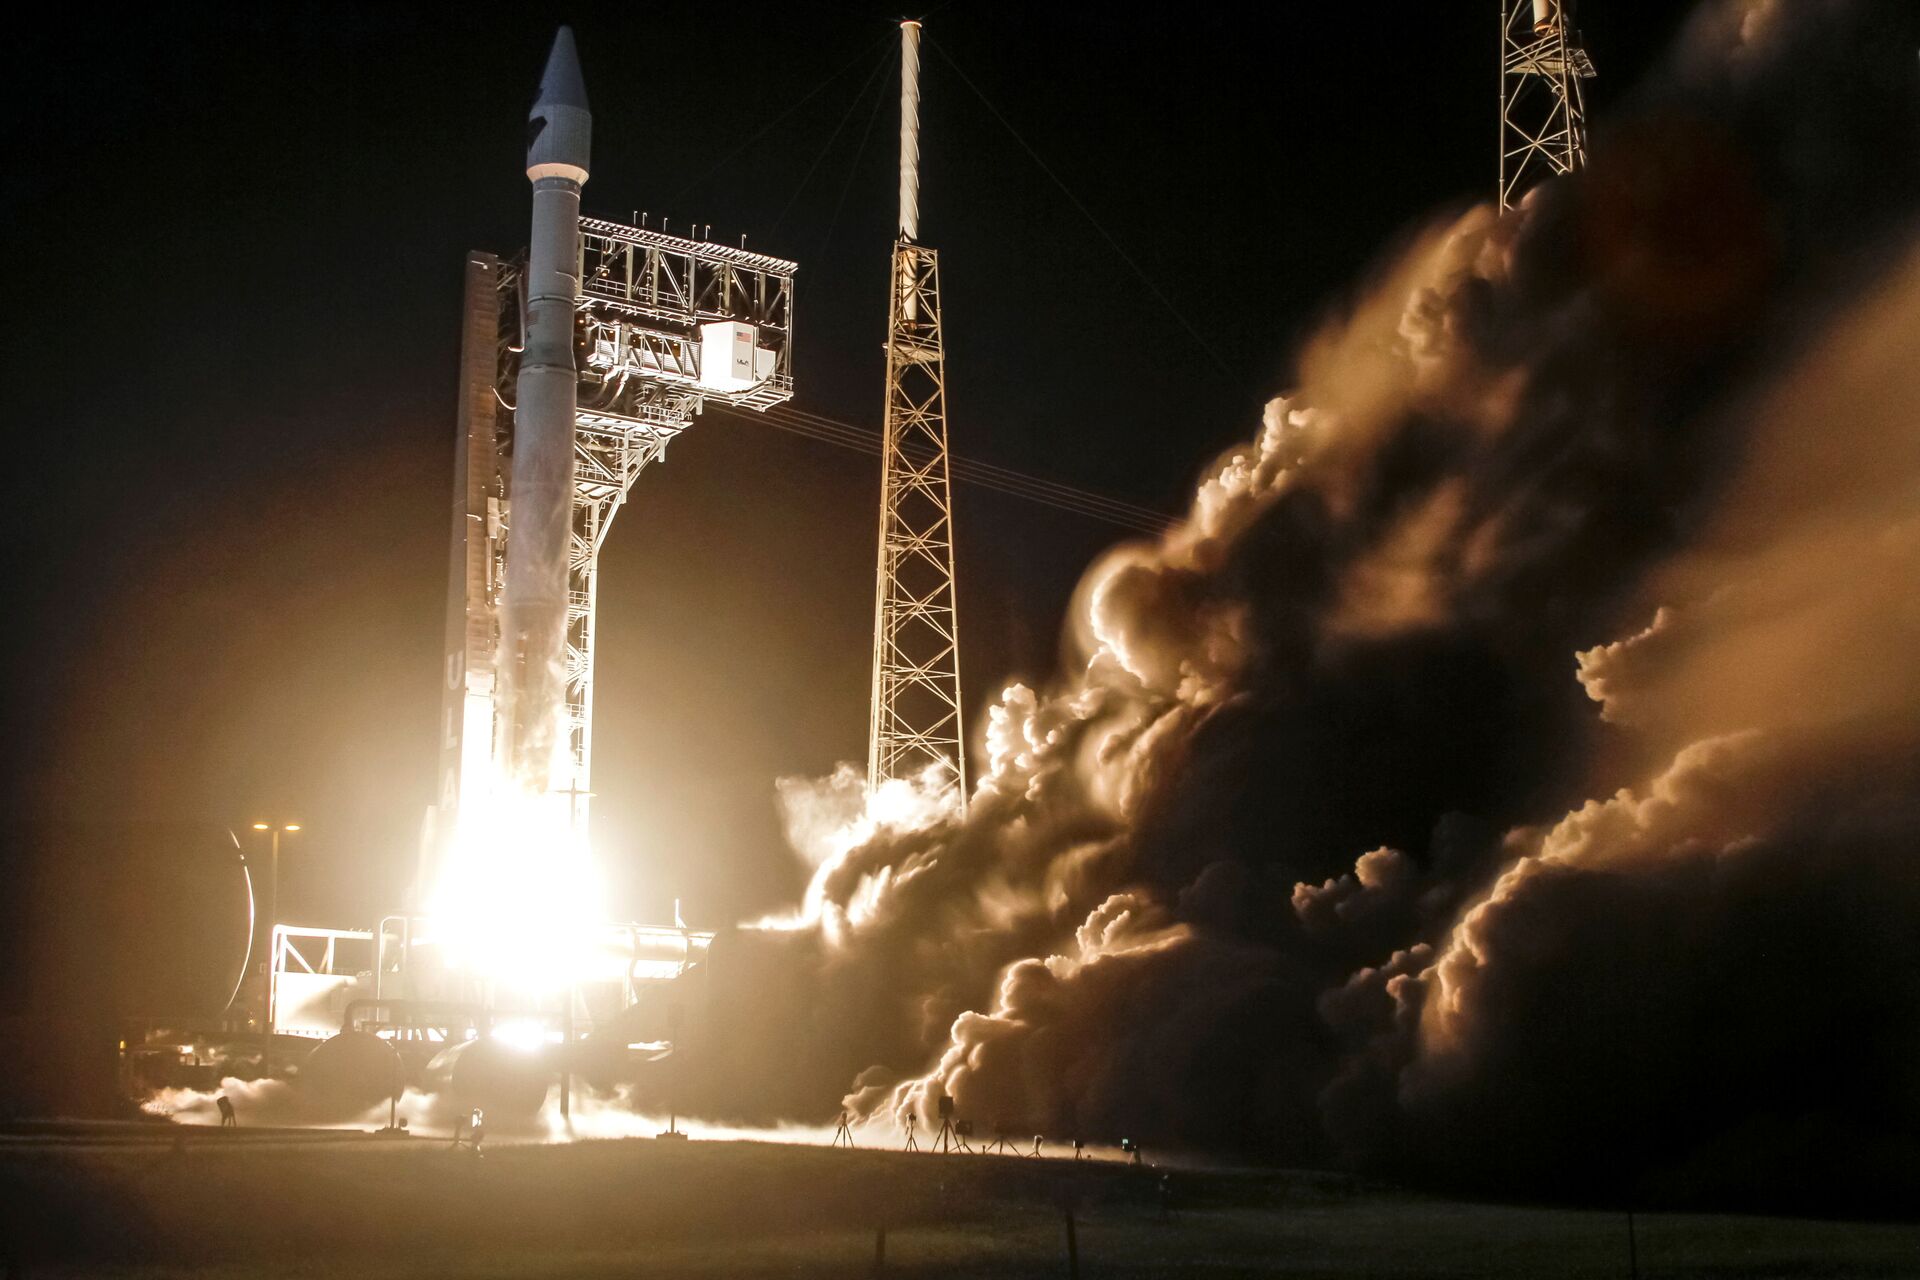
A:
557 220 796 818
868 19 967 807
870 238 965 802
1498 0 1597 211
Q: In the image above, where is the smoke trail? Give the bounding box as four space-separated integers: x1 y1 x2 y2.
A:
668 0 1920 1207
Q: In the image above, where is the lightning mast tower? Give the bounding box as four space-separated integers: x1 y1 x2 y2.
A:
869 19 967 808
1498 0 1597 210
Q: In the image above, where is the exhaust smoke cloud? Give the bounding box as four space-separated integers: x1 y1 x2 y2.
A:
676 0 1920 1208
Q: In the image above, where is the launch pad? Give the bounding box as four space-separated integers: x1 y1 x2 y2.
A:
229 28 796 1114
269 918 713 1043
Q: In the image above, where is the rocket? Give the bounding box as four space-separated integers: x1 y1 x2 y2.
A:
501 27 591 789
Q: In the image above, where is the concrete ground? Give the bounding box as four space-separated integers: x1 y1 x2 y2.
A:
1 1124 1916 1277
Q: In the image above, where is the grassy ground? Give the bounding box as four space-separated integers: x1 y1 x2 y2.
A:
2 1128 1916 1277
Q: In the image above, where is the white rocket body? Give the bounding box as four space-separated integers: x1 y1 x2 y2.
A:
502 28 591 789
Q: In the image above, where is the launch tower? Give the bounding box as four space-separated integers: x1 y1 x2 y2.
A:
868 19 968 808
1498 0 1596 210
433 30 798 883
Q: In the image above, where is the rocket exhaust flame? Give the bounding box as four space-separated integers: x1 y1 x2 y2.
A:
428 755 607 993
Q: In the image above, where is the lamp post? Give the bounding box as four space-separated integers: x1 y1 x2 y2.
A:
250 821 301 1077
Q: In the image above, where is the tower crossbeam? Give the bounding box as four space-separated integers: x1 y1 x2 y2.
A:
1498 0 1597 212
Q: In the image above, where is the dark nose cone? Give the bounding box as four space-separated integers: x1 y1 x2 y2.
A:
527 24 591 179
537 25 590 113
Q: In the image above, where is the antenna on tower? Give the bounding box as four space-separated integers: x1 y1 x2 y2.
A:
1499 0 1597 210
869 17 968 810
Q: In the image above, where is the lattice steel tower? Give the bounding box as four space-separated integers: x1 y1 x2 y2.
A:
869 18 967 807
1499 0 1597 211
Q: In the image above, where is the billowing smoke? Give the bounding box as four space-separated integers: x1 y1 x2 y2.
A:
679 0 1920 1208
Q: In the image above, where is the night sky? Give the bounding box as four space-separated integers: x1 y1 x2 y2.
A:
2 4 1688 930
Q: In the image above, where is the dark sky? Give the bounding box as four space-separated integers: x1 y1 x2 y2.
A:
1 3 1687 930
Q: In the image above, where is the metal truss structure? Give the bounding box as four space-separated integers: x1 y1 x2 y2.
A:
558 220 796 814
435 221 795 875
868 20 967 808
1498 0 1597 211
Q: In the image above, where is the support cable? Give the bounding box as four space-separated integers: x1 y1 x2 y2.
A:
770 44 894 241
710 402 1175 535
669 31 895 210
766 407 1159 530
819 51 894 264
778 404 1170 529
925 36 1233 376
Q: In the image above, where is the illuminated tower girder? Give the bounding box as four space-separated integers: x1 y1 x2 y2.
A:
1499 0 1597 211
557 221 797 823
869 19 967 806
870 239 965 800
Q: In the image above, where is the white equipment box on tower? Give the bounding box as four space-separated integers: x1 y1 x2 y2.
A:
697 321 777 393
